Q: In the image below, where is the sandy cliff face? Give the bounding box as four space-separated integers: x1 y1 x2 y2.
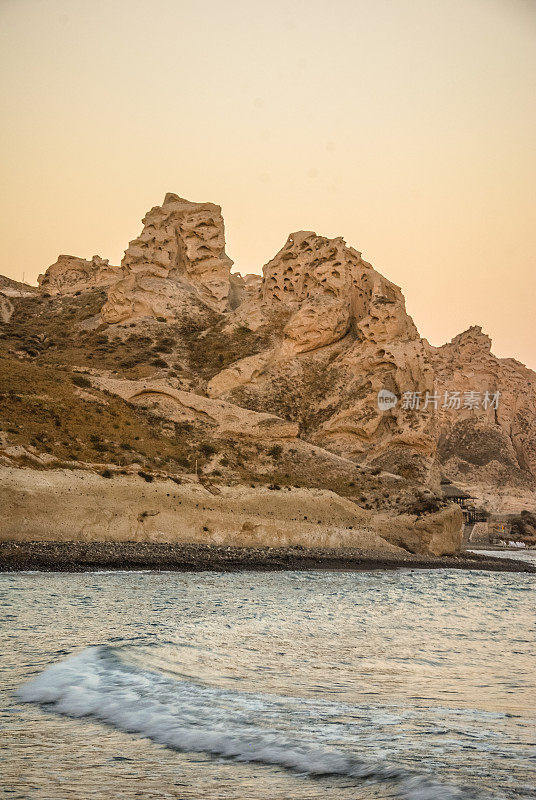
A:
0 467 461 556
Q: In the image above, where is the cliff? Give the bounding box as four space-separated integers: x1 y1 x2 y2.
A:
0 467 462 556
1 190 534 555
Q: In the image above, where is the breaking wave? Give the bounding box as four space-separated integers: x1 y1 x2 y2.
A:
16 645 481 800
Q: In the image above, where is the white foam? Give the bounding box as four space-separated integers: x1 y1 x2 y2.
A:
16 647 475 800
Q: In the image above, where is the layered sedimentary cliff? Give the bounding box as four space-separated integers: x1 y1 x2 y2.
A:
0 466 462 556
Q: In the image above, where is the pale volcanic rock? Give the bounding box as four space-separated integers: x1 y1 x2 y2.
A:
428 326 536 485
38 255 120 295
2 189 533 534
262 231 361 309
228 229 421 363
0 466 407 554
374 504 463 556
101 193 233 322
313 336 436 476
207 351 273 397
103 272 205 325
211 229 435 479
282 295 352 354
0 465 465 556
228 272 262 310
261 230 418 342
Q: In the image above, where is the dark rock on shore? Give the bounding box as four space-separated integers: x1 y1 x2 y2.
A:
0 541 534 574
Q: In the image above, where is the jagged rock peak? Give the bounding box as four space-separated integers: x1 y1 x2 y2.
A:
262 230 419 345
122 193 233 292
163 192 189 204
101 193 233 322
446 326 493 353
262 231 365 307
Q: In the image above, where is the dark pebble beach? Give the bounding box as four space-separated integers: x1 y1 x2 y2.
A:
1 541 534 573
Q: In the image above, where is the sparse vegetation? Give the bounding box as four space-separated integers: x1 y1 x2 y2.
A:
0 288 422 516
199 442 217 457
268 444 283 459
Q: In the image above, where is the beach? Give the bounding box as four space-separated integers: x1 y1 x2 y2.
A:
1 540 534 573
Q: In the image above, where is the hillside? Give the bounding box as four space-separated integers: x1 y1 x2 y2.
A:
1 191 535 554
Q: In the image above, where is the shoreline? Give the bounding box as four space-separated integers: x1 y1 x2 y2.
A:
1 541 534 574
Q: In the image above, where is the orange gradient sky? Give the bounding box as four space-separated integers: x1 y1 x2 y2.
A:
1 0 535 368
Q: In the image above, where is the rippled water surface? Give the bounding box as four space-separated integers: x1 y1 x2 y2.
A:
1 564 535 799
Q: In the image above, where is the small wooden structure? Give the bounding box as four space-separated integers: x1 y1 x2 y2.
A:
440 479 485 524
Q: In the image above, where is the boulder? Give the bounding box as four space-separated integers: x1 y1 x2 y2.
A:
374 504 463 556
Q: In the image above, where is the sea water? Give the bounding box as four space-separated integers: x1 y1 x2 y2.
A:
1 562 534 799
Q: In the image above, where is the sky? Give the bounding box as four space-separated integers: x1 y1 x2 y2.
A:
1 0 535 369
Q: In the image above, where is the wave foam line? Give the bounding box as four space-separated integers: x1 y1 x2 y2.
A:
16 647 476 800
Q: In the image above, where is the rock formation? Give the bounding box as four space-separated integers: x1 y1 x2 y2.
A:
261 230 416 339
37 255 120 295
23 193 536 498
101 193 233 322
208 230 436 481
0 466 394 552
428 326 536 487
1 188 534 555
91 376 300 441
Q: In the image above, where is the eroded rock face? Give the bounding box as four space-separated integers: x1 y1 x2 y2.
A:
203 226 536 492
428 326 536 485
0 467 407 554
375 504 463 556
101 193 233 322
228 273 262 310
209 230 436 480
282 295 351 354
262 230 419 342
91 377 299 440
38 255 119 295
312 336 436 479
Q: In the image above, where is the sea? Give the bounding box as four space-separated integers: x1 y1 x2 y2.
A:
1 555 535 799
